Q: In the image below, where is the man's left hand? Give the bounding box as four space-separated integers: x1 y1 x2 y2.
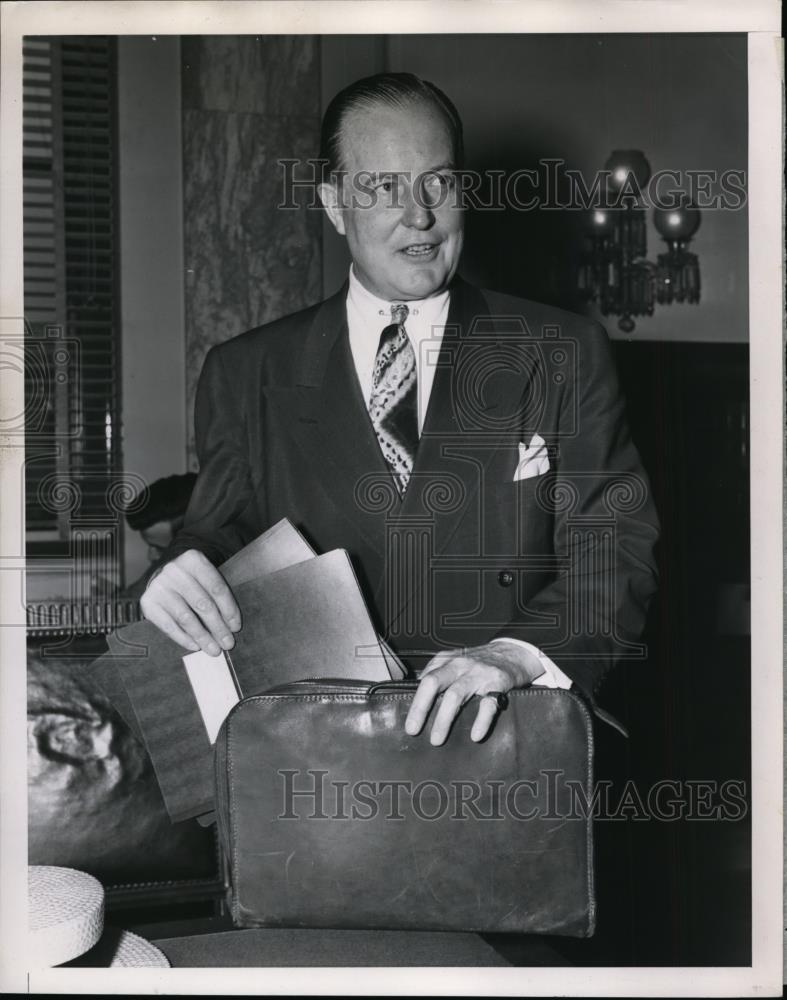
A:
404 641 547 746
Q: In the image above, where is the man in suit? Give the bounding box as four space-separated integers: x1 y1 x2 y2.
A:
141 72 659 745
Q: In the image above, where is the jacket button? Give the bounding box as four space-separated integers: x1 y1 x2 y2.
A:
498 570 515 588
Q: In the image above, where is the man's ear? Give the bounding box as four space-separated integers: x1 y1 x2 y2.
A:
318 181 346 236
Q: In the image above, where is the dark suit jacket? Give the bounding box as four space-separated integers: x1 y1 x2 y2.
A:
166 277 659 702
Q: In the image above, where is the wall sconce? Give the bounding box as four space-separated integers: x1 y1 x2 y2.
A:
577 150 701 333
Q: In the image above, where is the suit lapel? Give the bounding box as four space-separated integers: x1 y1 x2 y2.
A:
263 284 400 556
398 278 531 544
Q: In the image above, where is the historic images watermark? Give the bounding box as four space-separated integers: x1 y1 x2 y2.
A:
277 768 748 823
278 158 747 212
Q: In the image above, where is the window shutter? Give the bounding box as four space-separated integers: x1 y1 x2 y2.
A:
23 38 68 538
24 37 121 553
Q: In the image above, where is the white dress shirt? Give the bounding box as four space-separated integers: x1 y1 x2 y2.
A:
345 267 571 691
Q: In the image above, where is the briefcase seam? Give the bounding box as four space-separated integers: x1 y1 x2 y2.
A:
235 688 589 705
227 715 239 925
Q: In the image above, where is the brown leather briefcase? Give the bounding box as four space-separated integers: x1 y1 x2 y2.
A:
214 679 596 936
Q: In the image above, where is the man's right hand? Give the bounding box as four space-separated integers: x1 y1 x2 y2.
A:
139 549 242 656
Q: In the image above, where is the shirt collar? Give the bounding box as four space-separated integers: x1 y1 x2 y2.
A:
346 265 450 327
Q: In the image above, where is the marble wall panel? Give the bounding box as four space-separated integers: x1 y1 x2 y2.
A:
182 36 322 461
182 35 319 117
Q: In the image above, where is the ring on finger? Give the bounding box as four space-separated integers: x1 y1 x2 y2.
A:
482 690 509 711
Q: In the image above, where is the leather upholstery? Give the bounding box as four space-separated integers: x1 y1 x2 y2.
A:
216 681 595 936
28 648 219 887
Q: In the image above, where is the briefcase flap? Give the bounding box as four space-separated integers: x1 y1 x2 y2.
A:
215 680 595 936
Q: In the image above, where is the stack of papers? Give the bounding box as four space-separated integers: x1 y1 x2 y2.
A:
90 520 406 822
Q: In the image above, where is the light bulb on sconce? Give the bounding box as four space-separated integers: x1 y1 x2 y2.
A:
586 209 616 237
653 204 701 241
653 203 701 304
604 149 652 194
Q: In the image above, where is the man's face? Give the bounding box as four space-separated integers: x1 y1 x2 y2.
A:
320 99 464 301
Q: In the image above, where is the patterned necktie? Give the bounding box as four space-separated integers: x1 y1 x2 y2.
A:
369 302 418 495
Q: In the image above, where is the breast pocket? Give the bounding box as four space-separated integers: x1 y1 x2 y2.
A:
485 474 554 557
491 474 544 507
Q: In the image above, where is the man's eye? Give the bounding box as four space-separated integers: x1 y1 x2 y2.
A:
421 174 455 203
378 180 394 193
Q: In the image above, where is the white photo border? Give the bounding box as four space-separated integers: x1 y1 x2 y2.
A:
0 1 782 995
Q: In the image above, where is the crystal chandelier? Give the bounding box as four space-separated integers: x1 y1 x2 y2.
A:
577 150 701 333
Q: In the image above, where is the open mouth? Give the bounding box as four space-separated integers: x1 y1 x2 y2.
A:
400 243 440 259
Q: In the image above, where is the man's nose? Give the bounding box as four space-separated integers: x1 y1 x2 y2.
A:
401 186 434 230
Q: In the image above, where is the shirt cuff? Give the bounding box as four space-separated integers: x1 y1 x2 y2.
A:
489 638 573 689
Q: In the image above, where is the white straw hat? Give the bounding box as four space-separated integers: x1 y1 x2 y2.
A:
64 926 170 968
29 865 104 967
28 866 170 969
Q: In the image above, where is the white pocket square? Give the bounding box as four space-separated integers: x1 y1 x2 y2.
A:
514 434 550 481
